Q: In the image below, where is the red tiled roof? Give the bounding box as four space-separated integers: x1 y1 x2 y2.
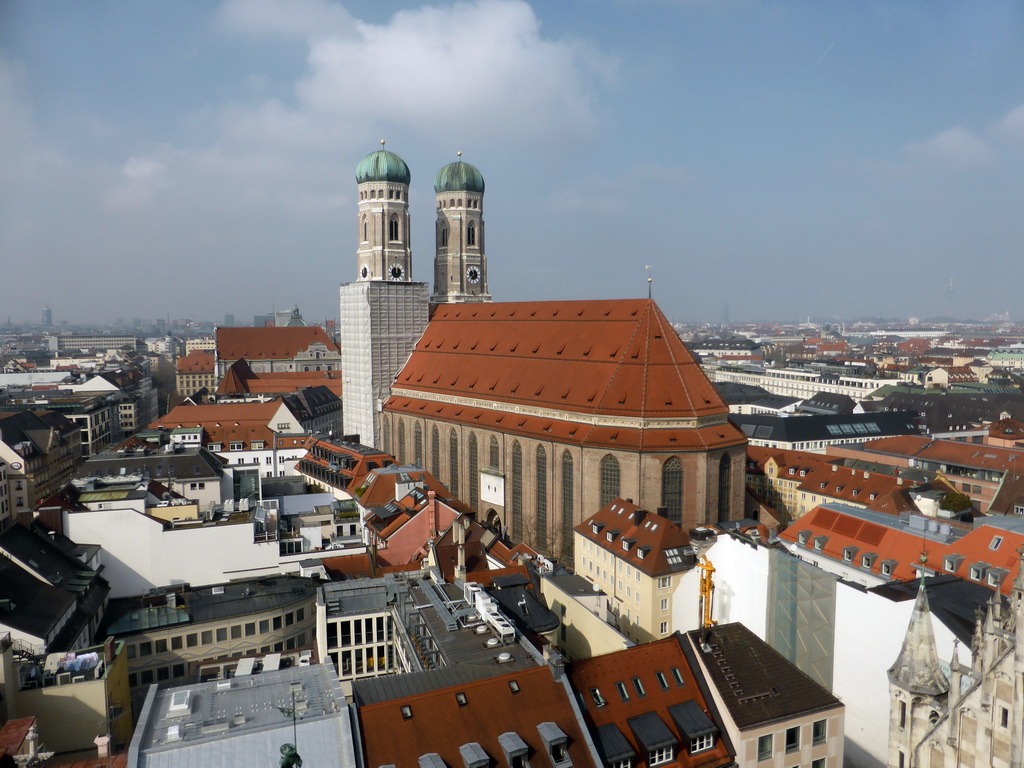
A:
0 717 33 758
175 349 214 374
778 505 925 581
359 665 597 768
391 299 734 422
386 396 743 452
576 499 691 577
796 464 907 508
925 526 1024 595
216 326 339 360
149 399 298 449
568 635 733 768
868 437 1024 473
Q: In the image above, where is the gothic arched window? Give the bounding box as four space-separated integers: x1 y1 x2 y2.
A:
431 426 440 478
662 457 684 526
536 445 548 551
467 221 476 247
468 434 479 510
397 419 406 464
561 450 574 541
440 225 448 248
718 453 732 523
511 442 523 541
362 216 368 242
449 428 459 497
389 215 399 241
414 423 423 467
382 420 390 456
489 436 500 470
599 454 620 508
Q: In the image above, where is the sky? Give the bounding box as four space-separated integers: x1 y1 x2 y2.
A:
2 0 1023 327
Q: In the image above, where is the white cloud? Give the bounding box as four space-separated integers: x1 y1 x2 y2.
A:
991 104 1024 144
904 126 996 170
218 0 601 147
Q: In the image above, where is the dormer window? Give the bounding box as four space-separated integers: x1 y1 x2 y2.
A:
813 535 827 551
869 493 877 500
607 532 614 542
820 482 827 489
798 530 811 545
622 539 632 552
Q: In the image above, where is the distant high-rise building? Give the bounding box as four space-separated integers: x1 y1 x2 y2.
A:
41 305 52 327
223 314 234 327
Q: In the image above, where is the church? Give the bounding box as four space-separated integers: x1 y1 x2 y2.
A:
340 145 747 556
888 564 1024 768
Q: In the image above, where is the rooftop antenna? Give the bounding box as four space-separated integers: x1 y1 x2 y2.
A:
645 265 653 300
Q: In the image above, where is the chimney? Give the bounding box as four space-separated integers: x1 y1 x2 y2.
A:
428 490 438 537
633 508 648 526
94 734 111 760
456 517 467 581
103 637 115 664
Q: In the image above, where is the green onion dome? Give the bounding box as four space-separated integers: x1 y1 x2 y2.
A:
434 159 485 194
355 146 411 185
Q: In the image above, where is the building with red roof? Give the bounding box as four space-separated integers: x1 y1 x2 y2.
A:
575 499 698 644
174 349 216 396
382 298 747 557
214 325 340 377
358 663 599 768
568 634 734 768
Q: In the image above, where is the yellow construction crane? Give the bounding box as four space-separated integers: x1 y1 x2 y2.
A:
698 555 717 629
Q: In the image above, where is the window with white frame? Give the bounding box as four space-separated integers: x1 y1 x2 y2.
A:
659 621 668 634
609 761 631 768
648 746 673 766
690 734 714 753
229 442 243 450
657 576 671 589
660 598 668 611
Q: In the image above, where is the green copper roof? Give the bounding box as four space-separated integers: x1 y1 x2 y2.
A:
355 148 411 185
434 160 485 194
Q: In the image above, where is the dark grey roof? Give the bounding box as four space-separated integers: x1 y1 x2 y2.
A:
101 575 316 638
729 411 921 444
686 623 842 730
626 711 678 751
668 700 718 740
0 557 76 641
79 445 225 480
544 572 603 597
0 409 79 457
869 574 996 646
798 392 856 415
594 723 635 763
0 522 99 591
489 585 559 635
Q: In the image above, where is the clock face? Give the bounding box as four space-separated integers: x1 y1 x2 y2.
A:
389 263 405 281
466 266 481 284
360 265 368 279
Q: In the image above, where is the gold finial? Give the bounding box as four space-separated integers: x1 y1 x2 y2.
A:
457 151 462 159
645 265 654 299
380 139 386 147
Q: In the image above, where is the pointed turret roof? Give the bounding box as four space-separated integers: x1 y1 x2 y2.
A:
888 580 950 696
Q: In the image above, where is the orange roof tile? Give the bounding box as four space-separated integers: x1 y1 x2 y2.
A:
359 665 597 768
568 635 733 768
392 299 731 421
778 505 929 581
216 326 339 360
386 397 743 452
576 499 692 577
175 349 214 374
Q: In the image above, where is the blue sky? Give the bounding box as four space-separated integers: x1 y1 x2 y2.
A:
2 0 1023 326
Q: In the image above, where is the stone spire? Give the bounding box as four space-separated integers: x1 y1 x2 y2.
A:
888 580 950 696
